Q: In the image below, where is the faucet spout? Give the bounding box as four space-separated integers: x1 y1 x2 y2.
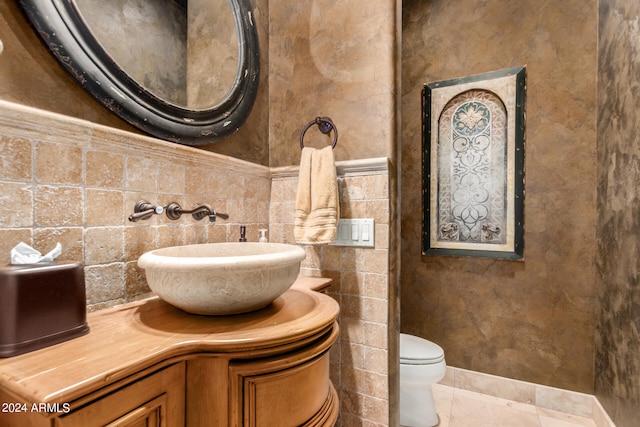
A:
212 211 230 220
189 204 214 221
165 202 229 223
207 210 229 223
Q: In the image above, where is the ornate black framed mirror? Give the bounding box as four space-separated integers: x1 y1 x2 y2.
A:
18 0 260 146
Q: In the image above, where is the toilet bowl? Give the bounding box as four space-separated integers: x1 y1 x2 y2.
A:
400 333 446 427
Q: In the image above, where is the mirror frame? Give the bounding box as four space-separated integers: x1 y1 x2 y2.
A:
18 0 260 146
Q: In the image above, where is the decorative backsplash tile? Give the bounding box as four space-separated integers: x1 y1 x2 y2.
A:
0 101 271 311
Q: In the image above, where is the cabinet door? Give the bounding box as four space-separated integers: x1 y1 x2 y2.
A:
228 324 339 427
58 363 185 427
232 351 335 427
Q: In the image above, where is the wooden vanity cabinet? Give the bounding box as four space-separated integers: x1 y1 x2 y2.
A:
3 332 338 427
0 280 339 427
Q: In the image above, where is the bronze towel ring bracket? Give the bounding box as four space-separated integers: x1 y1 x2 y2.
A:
299 117 338 149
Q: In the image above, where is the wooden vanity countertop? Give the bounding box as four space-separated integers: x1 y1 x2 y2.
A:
0 276 337 405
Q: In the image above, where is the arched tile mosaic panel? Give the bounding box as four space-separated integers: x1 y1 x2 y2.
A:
439 90 507 244
423 66 525 259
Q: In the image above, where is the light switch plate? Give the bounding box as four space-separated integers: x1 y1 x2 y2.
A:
333 218 375 247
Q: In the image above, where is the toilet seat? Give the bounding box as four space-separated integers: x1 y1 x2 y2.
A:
400 333 445 365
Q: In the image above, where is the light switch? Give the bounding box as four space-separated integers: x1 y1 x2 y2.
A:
351 224 359 240
341 223 350 240
362 224 370 241
333 219 375 247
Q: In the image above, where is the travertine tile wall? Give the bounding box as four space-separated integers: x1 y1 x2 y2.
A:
270 160 392 426
0 101 271 311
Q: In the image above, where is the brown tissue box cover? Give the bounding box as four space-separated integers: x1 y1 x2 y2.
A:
0 261 89 358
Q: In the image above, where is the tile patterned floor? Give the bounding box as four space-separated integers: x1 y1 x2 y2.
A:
432 383 598 427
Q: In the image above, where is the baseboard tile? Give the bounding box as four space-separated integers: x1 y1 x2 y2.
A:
439 367 615 427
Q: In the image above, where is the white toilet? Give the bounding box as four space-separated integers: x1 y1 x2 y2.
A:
399 333 446 427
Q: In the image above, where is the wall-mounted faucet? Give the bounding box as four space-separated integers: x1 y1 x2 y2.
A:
128 200 229 223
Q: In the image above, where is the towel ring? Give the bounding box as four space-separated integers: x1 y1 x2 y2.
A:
300 117 338 149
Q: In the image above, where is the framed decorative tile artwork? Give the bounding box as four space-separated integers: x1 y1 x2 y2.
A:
422 66 526 259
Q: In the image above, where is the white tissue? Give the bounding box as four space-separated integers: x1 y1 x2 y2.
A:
10 242 62 264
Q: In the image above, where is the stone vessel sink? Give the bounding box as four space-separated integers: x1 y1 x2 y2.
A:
138 243 306 315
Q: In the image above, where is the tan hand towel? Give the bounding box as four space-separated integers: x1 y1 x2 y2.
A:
294 146 340 245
